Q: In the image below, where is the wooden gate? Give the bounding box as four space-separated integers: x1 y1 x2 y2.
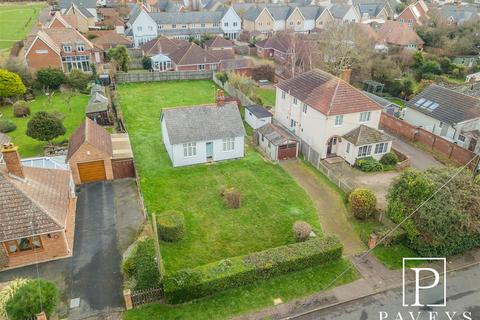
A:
131 288 163 308
112 158 135 179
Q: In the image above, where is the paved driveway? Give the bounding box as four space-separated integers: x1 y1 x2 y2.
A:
0 179 144 319
392 136 442 170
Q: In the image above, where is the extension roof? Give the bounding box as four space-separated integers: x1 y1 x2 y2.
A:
276 69 382 116
257 123 297 146
67 117 113 160
343 124 392 146
245 105 273 118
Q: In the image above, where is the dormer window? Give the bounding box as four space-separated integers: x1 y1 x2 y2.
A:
63 44 72 52
76 43 85 52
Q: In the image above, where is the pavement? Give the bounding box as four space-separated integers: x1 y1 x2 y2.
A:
280 160 365 256
0 179 145 319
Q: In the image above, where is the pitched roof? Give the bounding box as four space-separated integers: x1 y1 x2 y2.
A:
0 166 72 242
161 104 245 144
276 69 382 116
343 125 392 146
141 36 188 56
150 10 223 24
67 117 113 160
88 30 132 50
27 27 95 56
376 20 424 46
169 42 219 65
208 48 235 61
59 0 96 9
204 36 234 49
406 84 480 125
243 6 263 21
329 4 353 19
257 123 297 146
87 92 109 113
440 4 478 23
245 104 273 118
255 37 289 53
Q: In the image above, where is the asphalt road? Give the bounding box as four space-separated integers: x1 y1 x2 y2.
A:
290 264 480 320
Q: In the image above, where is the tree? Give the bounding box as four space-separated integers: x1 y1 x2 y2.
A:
216 71 229 86
2 57 33 87
108 45 131 72
251 64 275 82
26 111 66 144
35 68 65 90
5 279 58 320
371 56 402 86
0 69 26 99
349 188 377 219
66 69 91 92
387 168 480 257
142 56 152 70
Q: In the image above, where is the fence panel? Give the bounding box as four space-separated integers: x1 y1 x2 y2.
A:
116 70 214 83
131 288 164 308
212 75 255 106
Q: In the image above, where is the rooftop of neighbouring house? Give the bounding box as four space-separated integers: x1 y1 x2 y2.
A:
342 124 392 146
257 123 297 146
67 117 113 160
245 105 273 119
376 20 424 46
276 69 383 116
204 36 234 49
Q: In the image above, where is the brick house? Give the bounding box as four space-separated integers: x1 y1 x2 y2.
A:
397 0 429 27
25 23 102 75
169 42 220 71
376 21 425 51
0 144 77 270
255 37 290 62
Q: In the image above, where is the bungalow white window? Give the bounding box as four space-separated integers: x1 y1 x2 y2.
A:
458 134 466 142
302 103 307 114
224 22 228 27
407 44 416 49
137 26 142 31
335 115 343 126
282 91 286 99
6 236 43 255
172 24 176 28
293 97 298 104
374 142 388 154
358 145 372 157
359 111 371 122
183 142 197 157
223 137 235 151
198 64 205 70
76 43 85 52
233 22 238 26
346 143 350 153
62 55 91 72
290 119 297 128
63 44 72 52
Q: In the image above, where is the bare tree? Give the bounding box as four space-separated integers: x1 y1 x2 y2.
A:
275 31 315 78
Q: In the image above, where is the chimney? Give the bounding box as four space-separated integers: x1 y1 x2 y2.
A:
1 143 25 179
216 89 225 106
340 67 352 84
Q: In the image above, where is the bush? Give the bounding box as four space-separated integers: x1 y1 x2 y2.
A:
349 188 377 219
224 187 241 209
26 111 66 142
293 221 312 242
380 152 399 166
66 69 91 92
142 56 152 70
36 67 65 90
0 69 26 98
374 227 407 247
12 101 30 117
122 239 161 290
0 279 29 320
158 211 186 242
0 120 16 133
355 157 383 172
164 236 342 304
5 279 58 320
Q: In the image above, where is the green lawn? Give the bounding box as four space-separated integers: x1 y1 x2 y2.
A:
385 97 405 108
0 3 45 51
0 92 88 157
254 87 276 107
117 80 320 272
123 259 358 320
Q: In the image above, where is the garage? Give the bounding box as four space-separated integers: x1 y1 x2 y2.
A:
78 160 107 183
255 123 298 161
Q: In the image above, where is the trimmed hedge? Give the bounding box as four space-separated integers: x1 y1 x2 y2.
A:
158 211 186 242
380 152 398 166
122 238 161 290
0 120 16 133
164 236 343 304
355 157 383 172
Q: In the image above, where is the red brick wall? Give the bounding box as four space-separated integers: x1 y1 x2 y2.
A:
380 113 477 167
26 38 62 75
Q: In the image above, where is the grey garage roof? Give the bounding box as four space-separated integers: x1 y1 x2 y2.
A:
343 125 392 146
245 105 272 118
406 84 480 125
162 104 246 145
257 123 297 146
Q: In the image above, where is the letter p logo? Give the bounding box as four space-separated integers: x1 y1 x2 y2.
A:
402 258 446 307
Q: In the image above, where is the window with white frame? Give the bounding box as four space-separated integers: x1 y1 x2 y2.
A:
346 143 350 153
290 119 297 128
201 23 205 27
183 142 196 157
282 91 286 99
182 24 187 29
233 22 238 26
76 43 85 52
62 55 91 72
359 111 371 122
302 103 307 114
357 145 372 157
223 137 235 151
158 25 164 29
148 26 153 31
198 64 205 70
224 22 228 27
63 44 72 52
335 115 343 126
213 23 219 27
458 134 466 142
374 142 388 154
211 64 217 71
293 97 298 104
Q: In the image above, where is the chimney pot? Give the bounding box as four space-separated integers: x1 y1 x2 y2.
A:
340 67 352 84
1 143 25 179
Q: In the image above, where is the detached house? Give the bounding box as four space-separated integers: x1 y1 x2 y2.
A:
0 144 77 270
161 97 246 167
329 4 361 23
397 0 429 27
275 69 393 165
352 0 394 22
376 21 424 51
403 84 480 153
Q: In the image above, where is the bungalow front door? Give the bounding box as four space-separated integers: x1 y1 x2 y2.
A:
206 142 213 160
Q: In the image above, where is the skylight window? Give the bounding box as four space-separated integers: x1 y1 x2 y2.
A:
414 98 426 106
428 103 439 111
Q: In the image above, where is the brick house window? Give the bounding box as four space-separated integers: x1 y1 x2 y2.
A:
198 64 205 70
76 43 85 52
63 44 72 52
62 55 91 72
6 236 43 255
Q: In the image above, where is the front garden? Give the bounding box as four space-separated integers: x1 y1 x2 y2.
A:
117 80 358 319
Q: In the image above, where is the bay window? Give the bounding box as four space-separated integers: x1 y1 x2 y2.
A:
5 236 43 255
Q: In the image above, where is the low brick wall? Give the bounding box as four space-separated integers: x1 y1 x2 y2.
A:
392 147 410 171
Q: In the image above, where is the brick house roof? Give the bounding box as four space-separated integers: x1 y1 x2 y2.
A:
169 42 219 65
88 30 132 50
204 36 234 49
377 21 424 46
0 166 72 242
276 69 382 116
208 48 235 61
67 117 113 160
255 37 289 54
141 36 188 57
343 124 392 146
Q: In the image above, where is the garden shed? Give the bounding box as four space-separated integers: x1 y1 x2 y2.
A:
256 123 298 161
245 104 272 129
86 91 111 125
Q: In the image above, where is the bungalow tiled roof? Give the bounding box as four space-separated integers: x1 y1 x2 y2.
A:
208 48 235 61
169 42 219 66
204 36 234 49
343 124 392 146
276 69 382 116
88 30 132 50
376 21 424 46
141 36 187 56
0 165 72 242
255 37 289 53
67 117 113 160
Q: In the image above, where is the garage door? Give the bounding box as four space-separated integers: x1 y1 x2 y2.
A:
78 160 106 183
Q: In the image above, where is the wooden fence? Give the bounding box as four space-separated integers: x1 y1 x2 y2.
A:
380 113 477 168
116 70 214 83
212 75 255 106
130 288 164 308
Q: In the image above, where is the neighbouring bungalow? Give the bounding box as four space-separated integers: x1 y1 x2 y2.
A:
403 84 480 154
0 144 77 270
88 30 133 53
245 104 273 129
67 118 135 184
376 20 425 51
204 36 235 51
255 37 290 62
256 123 299 161
161 94 246 167
168 42 220 71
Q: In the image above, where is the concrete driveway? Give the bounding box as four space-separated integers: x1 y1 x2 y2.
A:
0 179 144 319
392 136 442 170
